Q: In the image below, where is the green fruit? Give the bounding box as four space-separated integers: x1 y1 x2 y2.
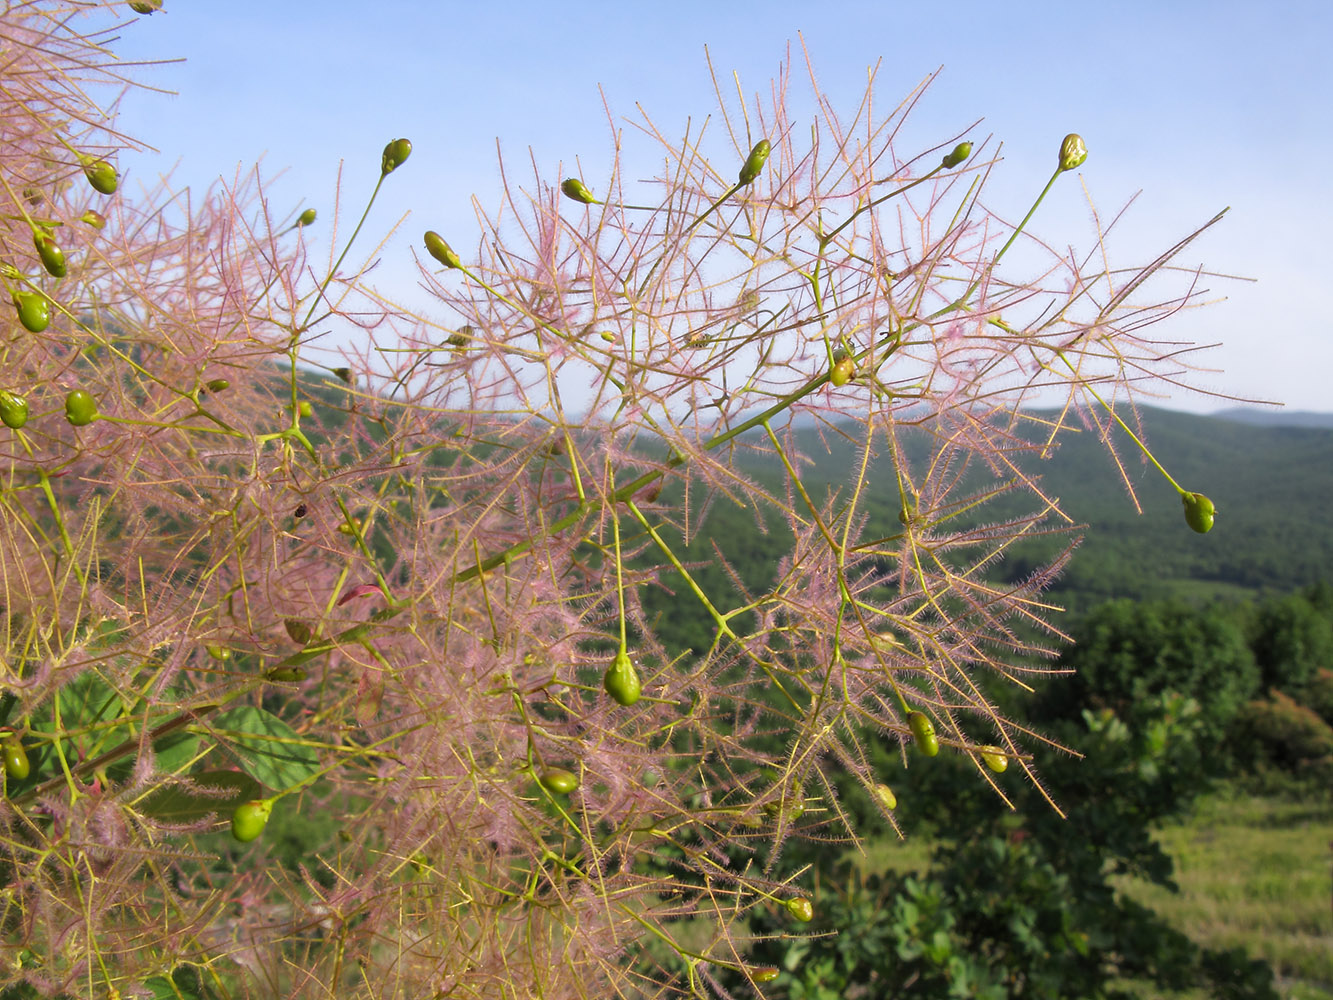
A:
83 159 119 195
873 783 897 810
1058 133 1088 172
296 400 312 418
230 798 272 843
737 139 771 185
762 778 805 822
283 619 313 645
980 746 1008 773
907 711 939 757
941 141 972 168
1182 491 1215 534
128 0 162 12
3 737 29 781
13 292 50 333
423 231 461 269
33 233 66 278
750 967 779 983
204 379 230 393
604 649 642 706
297 208 317 226
560 178 596 204
786 896 814 922
206 644 230 661
79 210 107 230
0 391 29 430
333 367 353 384
538 767 579 795
266 666 308 682
381 138 412 175
64 389 97 426
829 355 855 387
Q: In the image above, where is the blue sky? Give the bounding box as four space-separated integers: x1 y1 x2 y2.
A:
109 0 1331 413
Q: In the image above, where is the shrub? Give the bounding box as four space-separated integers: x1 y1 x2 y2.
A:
0 5 1236 996
1233 689 1333 776
1038 599 1260 748
1306 666 1333 726
1249 592 1333 693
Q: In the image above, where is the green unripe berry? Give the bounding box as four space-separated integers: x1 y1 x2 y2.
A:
0 391 29 430
265 666 308 682
333 367 353 384
205 644 230 661
1182 491 1216 533
283 619 313 645
381 138 412 175
3 736 29 781
230 798 272 843
762 778 805 822
560 178 596 204
907 711 939 757
829 355 855 387
538 766 579 795
873 783 897 810
1058 133 1088 172
128 0 163 13
423 231 461 269
445 324 476 349
296 400 312 418
297 208 317 226
13 292 50 333
64 389 97 426
980 746 1008 773
83 158 119 195
786 896 814 923
738 139 771 185
604 649 642 706
79 209 107 230
204 378 230 393
941 141 972 168
33 233 66 278
750 967 779 983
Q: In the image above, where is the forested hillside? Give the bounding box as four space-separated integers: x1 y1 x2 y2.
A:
637 406 1333 653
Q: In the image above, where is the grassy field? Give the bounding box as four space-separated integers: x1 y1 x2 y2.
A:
855 787 1333 999
1117 789 1333 1000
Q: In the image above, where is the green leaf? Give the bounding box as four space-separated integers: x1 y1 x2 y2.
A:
213 705 319 791
151 727 201 775
82 615 131 650
143 965 208 1000
59 672 123 732
138 769 261 822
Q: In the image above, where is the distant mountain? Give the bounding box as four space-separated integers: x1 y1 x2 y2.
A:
1210 407 1333 429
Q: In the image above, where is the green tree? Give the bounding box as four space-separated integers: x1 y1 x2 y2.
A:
1036 599 1260 749
1249 591 1333 693
742 693 1279 999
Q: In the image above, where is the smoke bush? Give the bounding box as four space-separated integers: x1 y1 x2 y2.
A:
0 5 1233 997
